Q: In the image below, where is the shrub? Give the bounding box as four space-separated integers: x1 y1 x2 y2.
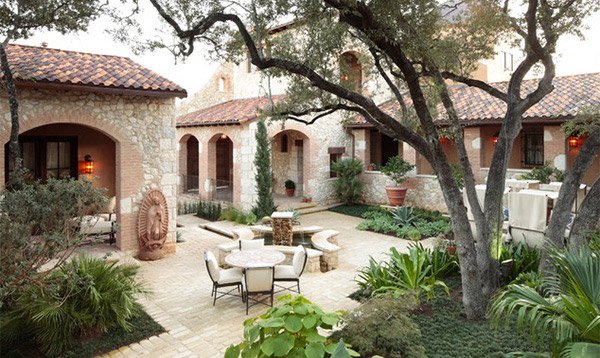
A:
391 206 417 227
358 206 452 240
253 120 276 218
449 163 464 189
518 162 564 184
331 158 364 205
380 155 415 186
224 295 358 358
499 242 540 283
0 179 107 305
411 243 459 279
284 179 296 190
336 295 426 358
220 207 257 225
196 200 222 221
1 256 147 356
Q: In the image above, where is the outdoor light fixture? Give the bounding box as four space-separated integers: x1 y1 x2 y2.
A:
439 136 450 144
220 134 228 139
492 133 499 144
341 74 349 81
568 136 579 148
83 154 94 174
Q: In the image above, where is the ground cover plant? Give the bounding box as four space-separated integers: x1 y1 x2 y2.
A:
1 256 150 356
177 200 222 221
358 206 452 240
220 207 258 225
225 295 358 357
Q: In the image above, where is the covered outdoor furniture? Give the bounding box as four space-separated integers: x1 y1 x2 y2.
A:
463 185 510 237
243 266 275 314
204 250 243 306
79 215 116 244
97 196 117 222
274 245 308 293
505 179 540 190
239 238 265 251
507 191 548 248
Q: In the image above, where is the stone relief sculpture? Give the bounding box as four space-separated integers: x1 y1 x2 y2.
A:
137 189 169 260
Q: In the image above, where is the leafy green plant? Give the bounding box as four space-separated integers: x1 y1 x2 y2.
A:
449 163 464 190
518 162 564 184
380 155 415 186
284 179 296 190
1 256 148 356
197 200 222 221
335 295 426 358
224 295 358 358
331 158 365 205
411 243 459 279
391 206 417 227
489 246 600 355
220 207 257 225
499 242 541 283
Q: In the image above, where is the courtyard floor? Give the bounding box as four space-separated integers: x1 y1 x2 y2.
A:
99 211 436 358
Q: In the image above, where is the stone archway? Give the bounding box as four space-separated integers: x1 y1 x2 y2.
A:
207 133 234 202
178 134 199 194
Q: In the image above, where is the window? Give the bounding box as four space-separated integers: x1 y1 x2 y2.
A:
340 52 362 92
328 147 345 178
218 77 226 92
5 136 77 183
281 134 288 152
369 130 399 168
523 132 544 166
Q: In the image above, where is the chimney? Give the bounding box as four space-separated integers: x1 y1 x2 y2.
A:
41 42 48 48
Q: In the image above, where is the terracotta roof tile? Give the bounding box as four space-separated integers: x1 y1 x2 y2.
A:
177 95 285 127
349 72 600 127
5 44 186 98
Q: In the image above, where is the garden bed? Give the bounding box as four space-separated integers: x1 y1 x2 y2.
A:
357 206 452 240
328 204 374 218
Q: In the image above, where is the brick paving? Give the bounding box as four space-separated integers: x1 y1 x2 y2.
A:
98 211 436 358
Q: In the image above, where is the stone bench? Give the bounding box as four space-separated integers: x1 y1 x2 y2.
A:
248 225 324 236
216 241 323 273
310 229 341 271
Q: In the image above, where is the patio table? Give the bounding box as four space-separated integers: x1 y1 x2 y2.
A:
225 249 286 269
505 179 540 190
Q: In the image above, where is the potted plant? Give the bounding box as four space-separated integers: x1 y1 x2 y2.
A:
284 179 296 197
367 163 377 171
380 155 415 206
302 195 312 203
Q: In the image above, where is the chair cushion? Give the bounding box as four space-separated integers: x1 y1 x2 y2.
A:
218 267 243 285
292 245 306 276
205 251 220 282
275 265 298 279
240 239 265 251
245 267 274 292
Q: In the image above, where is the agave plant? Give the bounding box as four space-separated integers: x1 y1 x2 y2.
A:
392 206 417 228
489 246 600 357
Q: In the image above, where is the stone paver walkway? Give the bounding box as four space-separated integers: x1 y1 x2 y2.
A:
99 211 436 358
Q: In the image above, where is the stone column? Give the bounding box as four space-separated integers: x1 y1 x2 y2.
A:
272 211 293 246
353 129 370 169
544 125 566 171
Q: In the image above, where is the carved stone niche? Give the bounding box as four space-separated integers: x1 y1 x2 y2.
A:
137 189 169 261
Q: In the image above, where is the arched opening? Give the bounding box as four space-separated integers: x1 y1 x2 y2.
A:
5 123 116 196
340 51 362 92
179 134 199 194
272 130 310 204
213 134 233 202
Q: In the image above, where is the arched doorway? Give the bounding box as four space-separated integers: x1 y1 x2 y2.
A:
272 130 309 201
211 134 233 202
4 123 116 195
179 134 199 194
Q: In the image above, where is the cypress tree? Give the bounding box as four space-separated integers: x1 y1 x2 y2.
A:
253 120 276 217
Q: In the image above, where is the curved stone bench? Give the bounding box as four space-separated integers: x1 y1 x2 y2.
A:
216 242 323 273
310 230 341 271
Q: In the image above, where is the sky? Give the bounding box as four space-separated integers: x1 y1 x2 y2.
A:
17 4 600 97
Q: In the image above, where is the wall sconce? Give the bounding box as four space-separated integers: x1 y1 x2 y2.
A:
220 134 228 139
341 74 349 81
492 133 499 144
83 154 94 174
568 136 580 148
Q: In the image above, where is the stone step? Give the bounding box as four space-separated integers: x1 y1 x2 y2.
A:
297 203 340 216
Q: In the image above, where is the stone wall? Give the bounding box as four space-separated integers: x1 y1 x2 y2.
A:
177 63 235 117
0 89 178 255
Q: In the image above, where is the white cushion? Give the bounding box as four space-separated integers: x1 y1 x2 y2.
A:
80 217 113 235
292 245 306 276
218 267 243 285
274 265 298 279
245 267 274 292
205 251 221 282
240 239 265 251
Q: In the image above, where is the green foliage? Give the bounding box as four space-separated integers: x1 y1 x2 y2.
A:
253 120 276 218
177 200 222 221
499 242 541 283
0 179 107 306
358 206 452 240
392 206 418 227
449 164 464 190
562 105 600 137
331 158 365 205
587 230 600 251
380 156 415 186
224 295 358 358
336 296 426 358
284 179 296 189
1 256 148 356
412 243 460 279
357 246 450 300
220 207 258 225
328 204 374 218
489 246 600 355
518 162 564 184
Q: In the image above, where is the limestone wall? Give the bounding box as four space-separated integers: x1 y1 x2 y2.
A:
0 89 178 254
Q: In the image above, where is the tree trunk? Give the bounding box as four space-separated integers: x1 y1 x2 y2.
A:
0 42 23 189
569 177 600 248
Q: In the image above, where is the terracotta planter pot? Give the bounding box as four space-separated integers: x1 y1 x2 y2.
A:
367 165 375 171
447 246 457 255
385 187 408 206
285 188 295 197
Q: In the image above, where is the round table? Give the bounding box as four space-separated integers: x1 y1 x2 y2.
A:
225 249 286 268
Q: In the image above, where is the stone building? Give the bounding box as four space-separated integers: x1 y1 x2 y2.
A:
1 44 186 254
